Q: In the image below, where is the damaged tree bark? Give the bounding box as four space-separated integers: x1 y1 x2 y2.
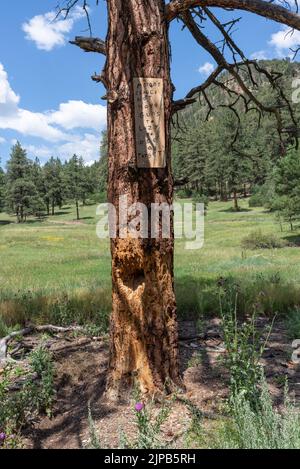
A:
104 0 181 397
67 0 300 399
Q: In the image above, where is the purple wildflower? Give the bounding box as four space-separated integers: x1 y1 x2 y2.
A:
135 402 144 412
0 433 6 442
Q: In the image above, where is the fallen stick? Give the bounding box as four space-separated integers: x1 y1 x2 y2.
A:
0 325 84 363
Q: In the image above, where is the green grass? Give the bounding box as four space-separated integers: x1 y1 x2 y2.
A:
1 198 300 332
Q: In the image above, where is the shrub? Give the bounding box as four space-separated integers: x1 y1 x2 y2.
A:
249 193 265 208
215 377 300 449
120 396 173 449
30 346 55 416
0 317 9 338
87 404 101 449
0 346 55 441
176 188 193 198
192 193 209 212
249 181 275 208
241 230 286 250
219 287 272 406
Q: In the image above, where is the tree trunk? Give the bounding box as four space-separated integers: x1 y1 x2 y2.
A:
76 199 80 220
105 0 181 397
51 200 55 216
233 188 239 211
220 181 227 201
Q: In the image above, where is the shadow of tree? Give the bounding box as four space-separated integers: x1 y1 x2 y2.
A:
0 220 13 226
218 207 252 213
283 234 300 246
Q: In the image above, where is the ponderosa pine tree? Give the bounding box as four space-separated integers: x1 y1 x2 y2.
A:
273 148 300 231
6 142 38 222
65 154 86 220
30 158 47 210
216 109 253 211
44 157 64 216
64 0 300 396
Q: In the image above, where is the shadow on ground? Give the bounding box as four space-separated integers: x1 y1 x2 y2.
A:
23 318 300 449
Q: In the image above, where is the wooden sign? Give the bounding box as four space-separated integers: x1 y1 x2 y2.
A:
133 77 166 168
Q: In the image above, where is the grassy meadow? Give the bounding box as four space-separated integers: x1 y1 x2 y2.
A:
1 198 300 334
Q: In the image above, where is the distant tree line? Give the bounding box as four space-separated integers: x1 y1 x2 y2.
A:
1 59 300 228
0 132 108 222
172 59 300 217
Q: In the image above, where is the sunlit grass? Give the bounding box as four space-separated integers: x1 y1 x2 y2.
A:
1 198 300 332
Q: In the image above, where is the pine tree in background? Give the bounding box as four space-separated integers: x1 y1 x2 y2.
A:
80 164 95 206
171 59 299 204
206 119 231 201
44 157 64 216
65 154 86 220
272 149 300 231
217 109 253 211
6 142 39 223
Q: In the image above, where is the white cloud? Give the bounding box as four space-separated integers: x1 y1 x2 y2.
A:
0 136 5 144
198 62 214 77
0 62 107 163
269 26 300 54
56 133 100 162
22 7 85 51
48 100 107 131
0 62 64 141
0 109 68 142
26 134 101 164
250 50 269 60
250 22 300 60
24 144 53 160
0 62 106 139
0 63 20 116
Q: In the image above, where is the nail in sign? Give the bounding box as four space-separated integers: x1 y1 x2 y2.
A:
133 77 166 168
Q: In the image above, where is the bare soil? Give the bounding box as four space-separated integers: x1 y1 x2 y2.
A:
20 319 300 449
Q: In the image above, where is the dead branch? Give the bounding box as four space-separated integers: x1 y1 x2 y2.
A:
91 71 108 88
203 8 246 62
172 97 197 113
176 9 297 149
70 36 106 55
166 0 300 30
55 0 100 35
0 325 84 363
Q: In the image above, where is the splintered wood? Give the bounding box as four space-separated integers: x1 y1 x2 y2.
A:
133 77 166 168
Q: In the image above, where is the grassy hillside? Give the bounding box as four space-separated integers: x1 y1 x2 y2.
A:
1 199 300 334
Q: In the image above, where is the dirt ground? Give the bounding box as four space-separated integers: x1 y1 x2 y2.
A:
19 318 300 449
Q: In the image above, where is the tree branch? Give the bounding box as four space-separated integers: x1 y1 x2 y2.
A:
70 36 106 55
176 9 298 150
172 97 197 113
166 0 300 30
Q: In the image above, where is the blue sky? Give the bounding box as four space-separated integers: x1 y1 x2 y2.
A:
0 0 299 167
